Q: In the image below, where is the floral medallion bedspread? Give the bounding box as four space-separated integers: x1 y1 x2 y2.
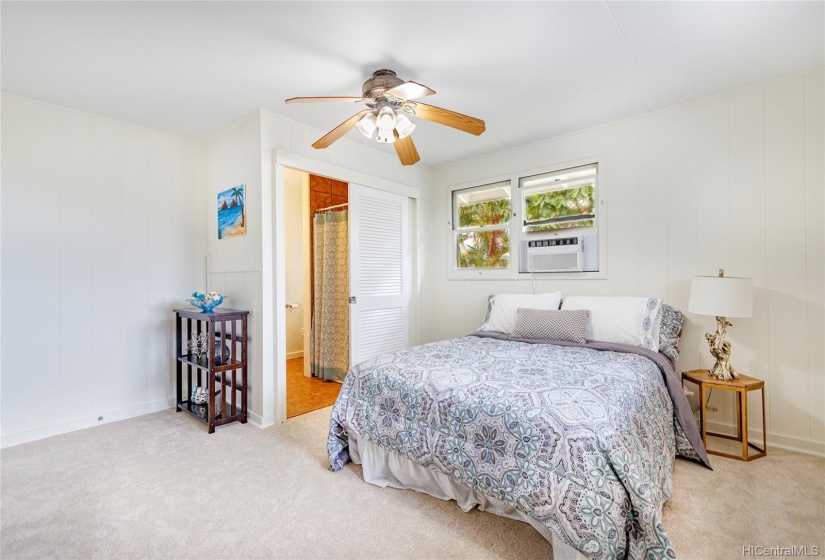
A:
328 336 706 559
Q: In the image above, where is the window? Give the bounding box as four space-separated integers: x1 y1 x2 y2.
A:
451 182 511 269
447 160 603 279
520 164 597 232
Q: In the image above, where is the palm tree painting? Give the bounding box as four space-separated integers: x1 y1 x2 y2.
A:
230 187 245 228
217 184 246 239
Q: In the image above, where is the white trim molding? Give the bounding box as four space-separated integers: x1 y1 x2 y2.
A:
274 150 420 200
247 409 277 429
0 400 174 449
705 420 825 458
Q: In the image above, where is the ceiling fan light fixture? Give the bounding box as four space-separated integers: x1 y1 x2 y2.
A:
395 112 416 139
286 68 485 166
356 112 378 138
376 106 397 131
376 127 396 144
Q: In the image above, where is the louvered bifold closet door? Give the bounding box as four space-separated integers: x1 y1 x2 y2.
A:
349 184 410 367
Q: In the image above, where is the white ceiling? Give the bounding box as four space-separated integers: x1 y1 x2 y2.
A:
2 1 822 167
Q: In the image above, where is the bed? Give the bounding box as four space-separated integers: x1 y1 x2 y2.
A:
328 331 710 560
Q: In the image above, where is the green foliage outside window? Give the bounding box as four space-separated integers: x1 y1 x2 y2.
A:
456 198 511 269
524 185 595 231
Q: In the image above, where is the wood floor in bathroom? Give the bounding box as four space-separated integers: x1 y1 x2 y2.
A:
286 357 341 418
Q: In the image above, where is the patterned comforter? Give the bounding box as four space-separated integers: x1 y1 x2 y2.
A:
328 335 708 559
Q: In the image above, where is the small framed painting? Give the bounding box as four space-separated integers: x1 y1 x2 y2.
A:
217 184 246 239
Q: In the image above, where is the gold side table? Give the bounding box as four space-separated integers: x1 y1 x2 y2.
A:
682 369 766 462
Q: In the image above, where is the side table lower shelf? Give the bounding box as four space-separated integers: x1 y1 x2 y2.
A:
177 399 242 427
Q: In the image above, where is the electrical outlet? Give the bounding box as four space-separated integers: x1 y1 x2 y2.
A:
301 328 304 336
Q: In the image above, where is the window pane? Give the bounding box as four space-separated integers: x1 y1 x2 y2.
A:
523 184 595 232
454 184 511 229
520 163 597 188
456 229 509 269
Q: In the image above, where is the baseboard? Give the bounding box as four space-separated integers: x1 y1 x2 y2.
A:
247 410 277 429
0 399 174 449
286 351 303 360
705 420 825 457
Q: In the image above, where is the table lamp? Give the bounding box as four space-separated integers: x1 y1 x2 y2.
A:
688 269 753 380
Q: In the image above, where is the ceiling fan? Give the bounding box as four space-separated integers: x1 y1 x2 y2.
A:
285 69 486 166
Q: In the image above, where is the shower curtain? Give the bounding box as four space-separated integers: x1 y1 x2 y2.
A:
310 209 350 381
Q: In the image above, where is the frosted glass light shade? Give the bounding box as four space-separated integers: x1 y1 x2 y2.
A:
395 113 416 139
689 275 753 318
356 112 377 138
375 127 396 143
376 107 397 131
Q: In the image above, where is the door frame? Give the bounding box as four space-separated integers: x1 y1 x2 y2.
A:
268 149 421 425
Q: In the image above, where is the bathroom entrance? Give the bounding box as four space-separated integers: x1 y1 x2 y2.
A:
284 170 348 418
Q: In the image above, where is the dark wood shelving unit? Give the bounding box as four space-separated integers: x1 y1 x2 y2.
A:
174 308 249 433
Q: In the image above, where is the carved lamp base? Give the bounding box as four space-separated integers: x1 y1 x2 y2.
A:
705 315 738 380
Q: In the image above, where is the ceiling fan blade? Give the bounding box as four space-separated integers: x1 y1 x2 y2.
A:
312 110 372 149
384 81 436 101
393 133 420 166
285 96 367 104
405 102 485 136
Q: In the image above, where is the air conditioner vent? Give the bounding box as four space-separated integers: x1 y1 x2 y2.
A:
528 252 579 271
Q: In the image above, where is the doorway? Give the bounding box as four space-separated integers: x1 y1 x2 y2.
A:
272 151 420 425
284 169 347 418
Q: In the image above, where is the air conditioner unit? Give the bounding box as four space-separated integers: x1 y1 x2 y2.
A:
518 234 598 273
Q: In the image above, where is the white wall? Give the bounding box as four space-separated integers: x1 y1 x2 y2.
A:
423 71 825 456
1 93 206 447
205 113 264 422
283 167 304 359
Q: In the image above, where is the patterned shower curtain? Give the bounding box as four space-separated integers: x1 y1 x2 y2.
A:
310 209 350 381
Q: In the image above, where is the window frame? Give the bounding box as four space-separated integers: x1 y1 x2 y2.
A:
446 155 608 281
449 181 513 274
520 164 598 232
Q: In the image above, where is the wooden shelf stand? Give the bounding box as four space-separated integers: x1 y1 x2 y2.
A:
174 308 249 433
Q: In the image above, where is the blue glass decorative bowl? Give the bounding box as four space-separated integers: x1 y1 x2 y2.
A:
186 292 226 313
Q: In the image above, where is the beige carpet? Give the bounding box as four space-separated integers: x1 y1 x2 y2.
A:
2 408 823 560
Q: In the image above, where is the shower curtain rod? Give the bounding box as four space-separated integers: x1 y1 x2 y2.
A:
315 202 349 213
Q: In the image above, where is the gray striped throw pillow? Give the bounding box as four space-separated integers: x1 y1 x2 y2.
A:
510 308 590 343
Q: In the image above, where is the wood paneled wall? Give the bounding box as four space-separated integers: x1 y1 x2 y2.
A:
206 114 264 420
309 174 348 215
424 71 825 455
0 93 206 447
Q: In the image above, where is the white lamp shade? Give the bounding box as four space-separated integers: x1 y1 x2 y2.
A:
688 275 753 318
375 127 396 144
376 107 397 131
356 112 377 138
395 113 416 139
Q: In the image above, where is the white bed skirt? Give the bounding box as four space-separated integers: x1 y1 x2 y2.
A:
348 433 588 560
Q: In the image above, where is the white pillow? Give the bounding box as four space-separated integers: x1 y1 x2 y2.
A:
560 296 663 351
651 305 664 349
479 293 563 334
